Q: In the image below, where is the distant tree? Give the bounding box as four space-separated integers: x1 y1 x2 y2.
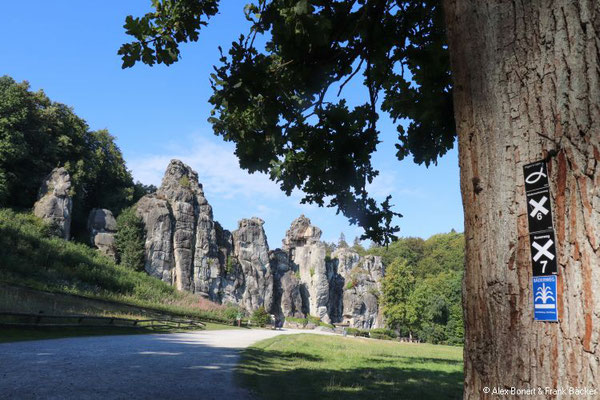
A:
415 232 464 279
351 237 366 256
323 241 336 258
337 232 348 249
367 236 425 268
381 259 417 338
0 76 136 238
409 270 463 344
115 207 145 271
132 182 157 203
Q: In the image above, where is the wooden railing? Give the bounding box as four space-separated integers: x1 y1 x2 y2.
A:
0 312 205 330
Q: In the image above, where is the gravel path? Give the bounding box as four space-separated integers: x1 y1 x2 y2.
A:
0 328 332 400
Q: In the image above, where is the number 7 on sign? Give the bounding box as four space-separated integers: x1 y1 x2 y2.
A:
540 260 548 274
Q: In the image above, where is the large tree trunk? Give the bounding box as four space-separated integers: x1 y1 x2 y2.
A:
443 0 600 398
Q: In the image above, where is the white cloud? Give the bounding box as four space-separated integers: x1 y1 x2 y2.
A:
128 134 282 200
366 169 425 200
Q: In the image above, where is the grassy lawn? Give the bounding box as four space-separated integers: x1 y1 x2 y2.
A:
237 334 463 400
0 321 246 343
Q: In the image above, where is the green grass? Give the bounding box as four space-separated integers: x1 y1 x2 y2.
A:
285 315 335 329
0 209 240 324
237 334 463 400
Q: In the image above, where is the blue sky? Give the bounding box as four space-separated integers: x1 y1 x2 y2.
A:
0 0 463 248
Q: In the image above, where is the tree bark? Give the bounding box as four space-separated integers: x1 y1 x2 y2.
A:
443 0 600 398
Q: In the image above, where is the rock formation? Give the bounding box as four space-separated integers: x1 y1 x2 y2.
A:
270 249 305 318
282 215 331 323
134 159 385 329
33 167 72 240
87 208 117 260
332 248 385 329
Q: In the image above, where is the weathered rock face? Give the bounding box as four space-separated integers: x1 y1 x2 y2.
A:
270 249 304 318
33 167 72 240
134 160 273 313
333 248 385 329
159 160 205 291
232 218 274 311
283 216 331 323
134 160 385 326
135 195 173 283
87 209 117 261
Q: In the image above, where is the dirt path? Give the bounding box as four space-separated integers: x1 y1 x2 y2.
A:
0 328 332 400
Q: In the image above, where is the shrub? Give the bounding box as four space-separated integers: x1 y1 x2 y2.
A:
285 316 308 326
370 328 397 340
346 328 369 337
370 328 397 338
223 304 245 322
309 267 315 277
251 307 271 327
115 207 146 271
179 176 191 188
225 255 236 275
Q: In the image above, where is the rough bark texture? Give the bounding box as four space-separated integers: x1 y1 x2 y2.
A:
444 0 600 397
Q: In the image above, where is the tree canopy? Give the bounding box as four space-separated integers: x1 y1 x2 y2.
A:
373 231 464 344
119 0 454 244
0 76 140 238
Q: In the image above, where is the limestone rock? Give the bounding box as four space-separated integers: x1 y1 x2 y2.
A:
87 208 117 260
282 214 322 251
157 160 205 291
132 160 388 328
333 247 385 329
232 218 274 312
33 167 72 240
270 249 305 318
136 194 173 283
283 216 330 323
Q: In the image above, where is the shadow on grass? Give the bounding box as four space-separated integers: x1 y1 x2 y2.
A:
0 325 184 343
238 347 463 400
365 355 464 366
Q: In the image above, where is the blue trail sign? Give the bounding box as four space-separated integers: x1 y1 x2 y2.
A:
532 275 558 322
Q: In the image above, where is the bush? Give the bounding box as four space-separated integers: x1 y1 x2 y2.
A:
285 316 308 326
225 256 236 275
251 307 271 327
370 328 397 338
115 207 145 271
346 328 369 337
223 304 245 322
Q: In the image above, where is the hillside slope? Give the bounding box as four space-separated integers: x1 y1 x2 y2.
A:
0 209 237 322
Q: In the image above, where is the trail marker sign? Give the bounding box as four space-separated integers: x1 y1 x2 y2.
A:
523 161 549 192
526 188 554 234
529 232 558 275
523 160 558 276
532 275 558 322
523 160 560 322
